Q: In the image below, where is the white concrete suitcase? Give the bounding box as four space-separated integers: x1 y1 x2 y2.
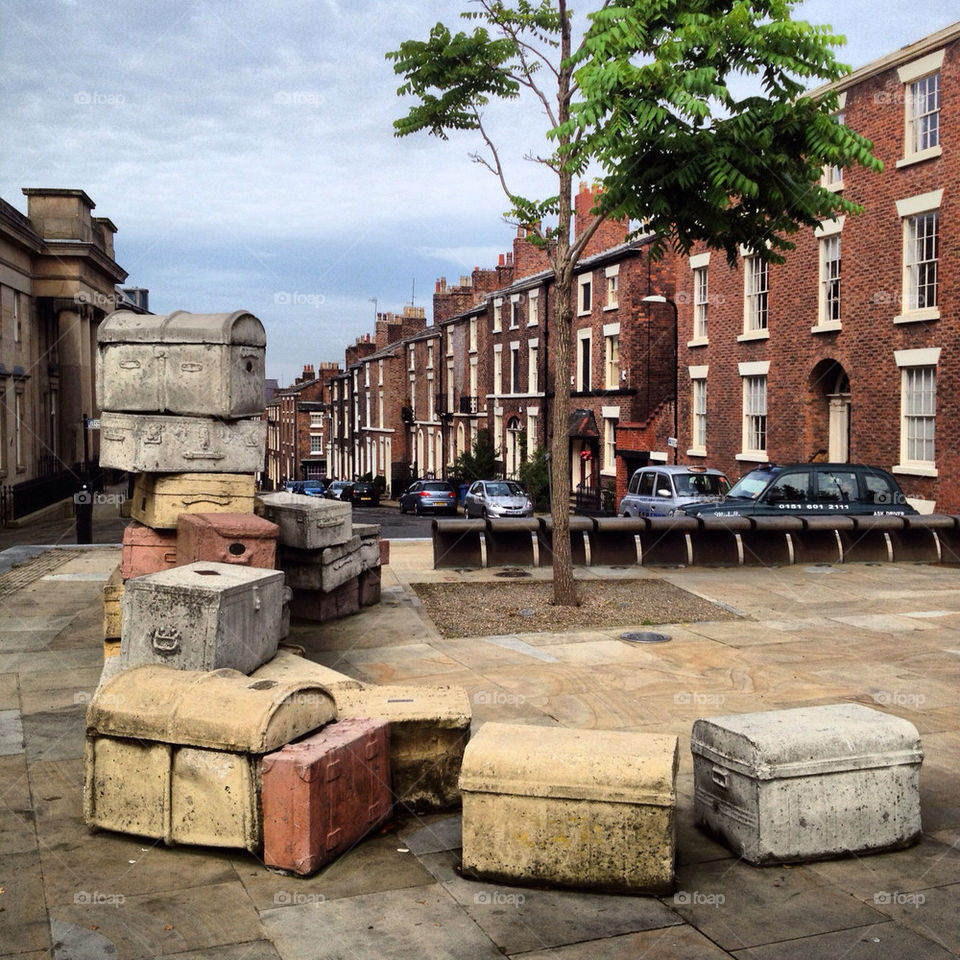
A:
99 411 266 473
119 562 288 674
691 703 923 864
257 492 352 549
96 309 266 418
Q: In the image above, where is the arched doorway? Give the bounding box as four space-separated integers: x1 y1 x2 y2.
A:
809 360 850 462
456 422 465 460
505 416 522 477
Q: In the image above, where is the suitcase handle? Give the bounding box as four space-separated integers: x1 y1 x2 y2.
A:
252 585 261 612
152 627 182 654
711 766 728 789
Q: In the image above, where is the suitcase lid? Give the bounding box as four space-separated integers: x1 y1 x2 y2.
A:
258 492 351 522
459 722 678 806
122 521 178 548
177 512 280 540
122 560 284 595
335 684 471 725
250 649 365 692
86 664 335 751
691 704 923 780
136 473 257 495
98 310 265 347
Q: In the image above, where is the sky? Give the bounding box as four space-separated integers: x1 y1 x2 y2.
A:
1 1 957 384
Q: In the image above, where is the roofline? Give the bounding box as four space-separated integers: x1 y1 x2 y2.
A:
810 20 960 98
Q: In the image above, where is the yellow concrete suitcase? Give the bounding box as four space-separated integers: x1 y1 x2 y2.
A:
131 472 256 529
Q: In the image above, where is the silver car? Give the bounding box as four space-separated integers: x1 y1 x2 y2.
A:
464 480 534 518
618 465 729 518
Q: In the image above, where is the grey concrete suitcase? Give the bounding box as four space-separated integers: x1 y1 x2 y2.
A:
691 703 923 864
119 562 288 674
99 411 266 473
352 523 382 570
257 493 352 549
96 309 266 418
279 536 362 593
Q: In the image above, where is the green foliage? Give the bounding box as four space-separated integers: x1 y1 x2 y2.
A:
454 429 500 483
517 444 551 510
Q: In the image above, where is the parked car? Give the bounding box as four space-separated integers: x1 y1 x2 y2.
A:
679 463 917 519
302 481 326 497
324 480 354 501
349 481 380 507
619 465 730 518
399 480 459 515
282 480 305 494
464 480 534 518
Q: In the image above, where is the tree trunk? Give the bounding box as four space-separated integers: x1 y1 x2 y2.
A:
548 0 578 608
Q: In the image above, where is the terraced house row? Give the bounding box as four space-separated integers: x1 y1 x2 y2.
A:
277 22 959 513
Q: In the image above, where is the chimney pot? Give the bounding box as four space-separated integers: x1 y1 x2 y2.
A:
498 253 505 266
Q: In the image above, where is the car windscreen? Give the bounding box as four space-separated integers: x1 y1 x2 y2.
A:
423 482 451 492
727 470 773 499
673 473 730 497
486 482 523 497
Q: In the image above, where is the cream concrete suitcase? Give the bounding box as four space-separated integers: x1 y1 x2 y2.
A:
83 665 336 850
257 493 352 550
96 309 266 418
99 412 266 474
460 723 678 893
691 704 923 865
102 565 124 640
250 648 366 697
335 684 471 811
132 473 257 529
119 562 288 674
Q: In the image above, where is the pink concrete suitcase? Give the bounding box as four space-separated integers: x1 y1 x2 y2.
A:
121 521 178 580
176 512 279 568
261 717 392 875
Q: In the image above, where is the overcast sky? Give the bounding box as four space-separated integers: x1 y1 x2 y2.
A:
1 1 956 383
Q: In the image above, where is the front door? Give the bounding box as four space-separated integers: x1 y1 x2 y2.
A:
828 395 851 462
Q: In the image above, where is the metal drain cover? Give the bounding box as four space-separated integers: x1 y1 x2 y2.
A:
620 631 671 643
495 569 532 578
518 608 536 617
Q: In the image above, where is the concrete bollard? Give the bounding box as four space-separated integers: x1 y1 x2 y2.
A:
640 516 699 565
432 518 487 569
590 517 649 565
540 516 595 567
486 518 542 567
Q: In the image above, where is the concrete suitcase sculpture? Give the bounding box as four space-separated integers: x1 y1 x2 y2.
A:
352 523 382 570
99 412 266 474
691 703 923 864
250 648 365 697
84 665 336 850
257 493 352 550
289 580 360 623
132 472 257 529
176 512 279 568
120 521 178 579
261 717 392 875
279 536 362 593
119 562 288 675
336 684 471 811
102 565 124 640
96 309 266 418
459 722 679 893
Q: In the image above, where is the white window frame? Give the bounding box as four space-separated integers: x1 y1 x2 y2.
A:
576 329 591 392
378 359 384 385
814 216 844 331
604 264 619 310
469 316 478 352
446 327 454 356
603 322 620 388
741 253 769 339
601 405 619 476
896 50 943 168
894 348 940 477
509 342 520 394
446 360 454 413
509 294 520 330
526 408 538 458
493 297 503 333
737 361 770 462
688 366 708 457
310 433 323 454
895 190 943 323
469 356 478 401
687 252 710 345
577 274 592 315
527 288 539 326
820 93 847 190
528 338 539 394
408 346 415 371
427 373 434 421
493 343 503 395
13 290 21 343
426 342 434 369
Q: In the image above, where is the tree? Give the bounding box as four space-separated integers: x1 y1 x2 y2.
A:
454 428 500 483
388 0 879 605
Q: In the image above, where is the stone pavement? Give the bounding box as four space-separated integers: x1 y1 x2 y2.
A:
1 539 959 959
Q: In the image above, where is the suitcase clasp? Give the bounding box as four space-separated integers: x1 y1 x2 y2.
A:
711 766 728 789
252 585 261 612
152 627 182 655
118 360 141 369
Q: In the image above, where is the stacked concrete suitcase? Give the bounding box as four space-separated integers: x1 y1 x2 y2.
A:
260 493 384 621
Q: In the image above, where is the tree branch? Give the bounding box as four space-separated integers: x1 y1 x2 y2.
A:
569 212 607 264
470 105 514 200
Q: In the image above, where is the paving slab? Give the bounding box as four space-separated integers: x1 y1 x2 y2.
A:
511 925 736 959
0 850 51 956
261 884 505 960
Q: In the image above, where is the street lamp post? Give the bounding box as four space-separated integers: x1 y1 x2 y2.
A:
642 295 679 465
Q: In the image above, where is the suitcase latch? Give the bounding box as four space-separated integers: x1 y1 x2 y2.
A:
152 627 182 655
711 766 728 789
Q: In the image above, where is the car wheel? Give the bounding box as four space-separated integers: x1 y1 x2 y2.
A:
415 500 422 516
399 500 406 514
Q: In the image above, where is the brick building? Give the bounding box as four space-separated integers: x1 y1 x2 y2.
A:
0 188 132 499
675 22 959 512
